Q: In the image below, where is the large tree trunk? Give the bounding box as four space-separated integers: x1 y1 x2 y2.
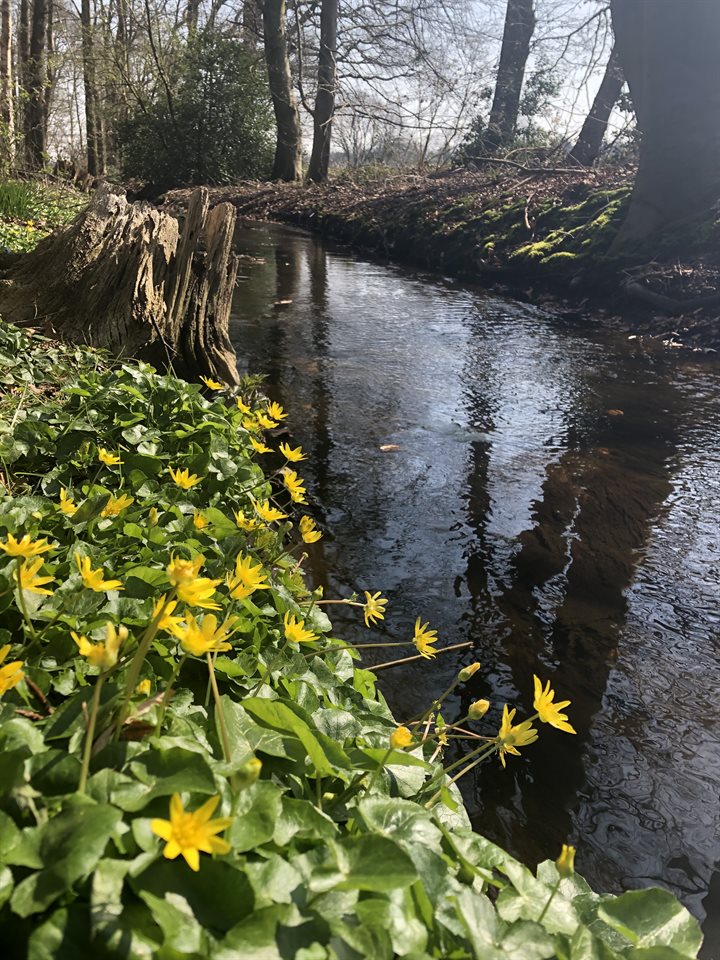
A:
0 186 240 384
485 0 535 151
569 44 623 167
263 0 303 181
0 0 14 169
307 0 337 183
80 0 102 177
24 0 48 169
610 0 720 250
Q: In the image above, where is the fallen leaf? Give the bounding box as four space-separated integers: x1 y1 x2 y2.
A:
379 444 401 452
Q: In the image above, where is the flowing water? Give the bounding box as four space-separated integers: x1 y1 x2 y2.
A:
230 223 720 952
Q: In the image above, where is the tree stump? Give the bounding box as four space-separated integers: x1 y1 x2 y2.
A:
0 184 240 384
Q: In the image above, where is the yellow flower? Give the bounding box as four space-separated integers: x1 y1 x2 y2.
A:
151 793 232 872
282 469 307 504
168 466 202 490
98 448 122 466
256 413 279 430
468 699 490 721
193 510 208 530
278 442 305 462
226 553 270 601
0 644 24 697
101 493 135 518
250 437 273 455
533 675 576 734
266 402 288 421
17 558 55 595
363 591 388 627
413 618 438 659
298 515 322 543
236 397 253 415
390 725 413 750
200 375 224 391
136 679 152 697
283 611 317 644
0 533 53 558
75 553 124 592
173 612 236 657
496 704 538 768
242 417 260 433
148 507 159 526
72 623 127 671
254 500 287 523
556 844 576 877
59 488 77 516
458 662 481 682
152 595 183 633
166 555 221 610
234 509 260 532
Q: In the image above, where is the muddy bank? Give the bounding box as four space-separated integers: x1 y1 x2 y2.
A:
166 169 720 351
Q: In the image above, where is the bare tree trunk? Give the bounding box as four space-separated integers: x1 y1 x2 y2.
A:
186 0 200 32
24 0 48 169
0 0 14 169
0 186 240 384
80 0 101 176
307 0 337 183
485 0 535 151
569 44 624 167
610 0 720 250
263 0 303 181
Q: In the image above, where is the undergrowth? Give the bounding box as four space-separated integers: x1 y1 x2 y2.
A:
0 320 702 958
0 180 86 254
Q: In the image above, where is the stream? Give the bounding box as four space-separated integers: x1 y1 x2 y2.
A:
230 223 720 951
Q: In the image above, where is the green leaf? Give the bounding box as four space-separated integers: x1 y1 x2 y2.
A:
227 781 283 852
316 836 418 893
598 889 702 956
27 906 89 960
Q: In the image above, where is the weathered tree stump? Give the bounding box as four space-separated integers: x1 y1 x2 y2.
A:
0 184 240 384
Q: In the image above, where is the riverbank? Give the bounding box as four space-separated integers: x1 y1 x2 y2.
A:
0 319 703 957
167 169 720 352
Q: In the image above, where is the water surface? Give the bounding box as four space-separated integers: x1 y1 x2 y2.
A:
230 224 720 952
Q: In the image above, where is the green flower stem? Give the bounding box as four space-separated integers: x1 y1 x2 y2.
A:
369 640 473 673
248 638 290 696
425 742 498 809
442 738 498 777
537 879 561 922
154 653 188 735
207 652 232 764
15 569 38 643
78 673 105 795
367 746 394 792
302 641 407 659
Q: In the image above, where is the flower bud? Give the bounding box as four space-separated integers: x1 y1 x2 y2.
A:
135 678 152 697
234 757 262 789
148 507 159 526
390 725 413 750
458 662 481 683
468 699 490 721
556 843 576 877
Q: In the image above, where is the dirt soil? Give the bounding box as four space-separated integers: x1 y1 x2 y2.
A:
166 167 720 353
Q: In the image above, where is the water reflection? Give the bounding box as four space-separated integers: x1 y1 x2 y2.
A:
230 223 720 951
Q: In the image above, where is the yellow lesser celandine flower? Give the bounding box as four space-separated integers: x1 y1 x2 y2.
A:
200 375 224 391
283 611 317 644
59 488 78 516
279 442 305 462
242 417 260 433
256 413 279 430
136 679 152 697
98 448 122 466
193 510 208 530
166 555 221 610
234 509 260 532
152 595 183 633
17 558 55 595
266 402 288 421
101 493 135 518
236 397 253 415
282 470 307 504
226 553 270 601
173 612 236 657
298 515 322 543
413 618 438 659
250 437 273 455
72 623 128 671
151 793 232 872
254 500 288 523
76 554 124 592
168 466 202 490
0 644 24 697
533 675 577 734
390 725 413 750
0 533 53 558
556 843 576 877
363 591 388 628
496 704 538 768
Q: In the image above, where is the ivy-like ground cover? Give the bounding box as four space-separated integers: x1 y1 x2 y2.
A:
0 319 702 959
